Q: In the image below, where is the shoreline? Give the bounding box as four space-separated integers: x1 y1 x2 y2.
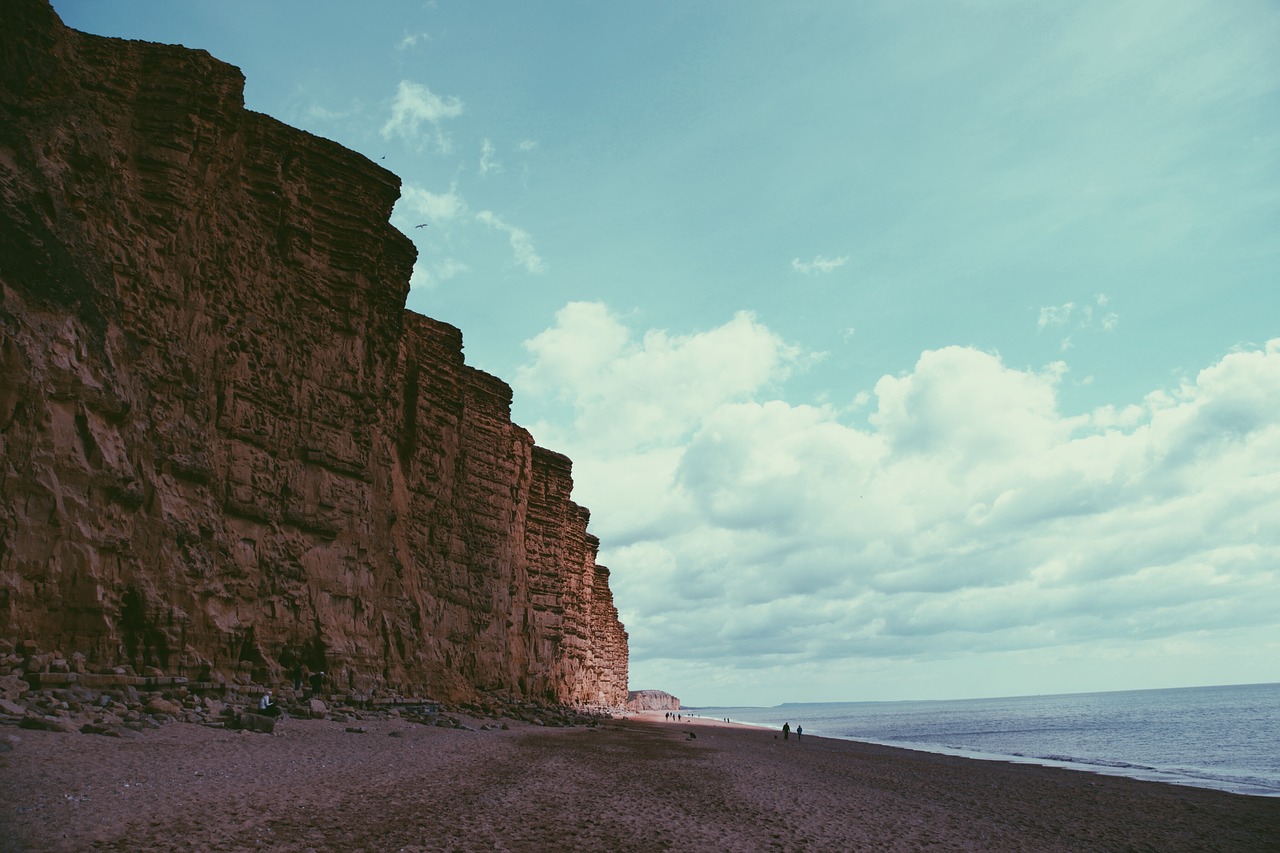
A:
5 711 1276 851
645 708 1280 799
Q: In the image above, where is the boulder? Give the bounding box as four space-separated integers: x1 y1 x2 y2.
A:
145 696 183 718
19 714 80 733
0 675 29 702
238 712 277 734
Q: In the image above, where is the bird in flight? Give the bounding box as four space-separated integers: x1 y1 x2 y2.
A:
415 223 429 229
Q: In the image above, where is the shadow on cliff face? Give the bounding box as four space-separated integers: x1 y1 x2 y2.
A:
119 585 170 671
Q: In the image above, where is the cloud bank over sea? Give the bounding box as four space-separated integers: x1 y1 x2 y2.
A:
517 305 1280 704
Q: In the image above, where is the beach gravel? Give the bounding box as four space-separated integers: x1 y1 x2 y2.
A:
1 711 1276 851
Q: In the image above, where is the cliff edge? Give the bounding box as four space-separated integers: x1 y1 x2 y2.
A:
0 0 627 705
626 690 680 711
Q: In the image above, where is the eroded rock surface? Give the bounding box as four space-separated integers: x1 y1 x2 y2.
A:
626 690 681 711
0 0 627 705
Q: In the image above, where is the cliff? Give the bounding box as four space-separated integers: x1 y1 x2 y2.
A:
0 0 627 705
626 690 681 711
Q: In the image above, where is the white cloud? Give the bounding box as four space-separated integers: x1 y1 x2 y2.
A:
305 103 350 122
475 210 546 274
397 31 432 51
517 302 800 451
397 182 466 223
1038 302 1075 329
1039 294 1120 336
479 139 500 175
792 254 849 275
380 80 463 152
408 257 469 290
517 306 1280 703
869 346 1074 459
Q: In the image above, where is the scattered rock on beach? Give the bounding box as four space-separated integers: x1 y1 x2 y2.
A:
0 642 624 750
237 712 277 734
146 696 183 718
81 721 135 738
0 675 29 702
20 714 79 733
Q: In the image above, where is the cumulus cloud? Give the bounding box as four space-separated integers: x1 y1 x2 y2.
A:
380 80 463 152
397 182 466 223
517 302 801 449
516 306 1280 703
475 210 546 274
792 254 850 275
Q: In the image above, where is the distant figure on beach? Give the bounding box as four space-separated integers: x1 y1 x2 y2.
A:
797 725 803 741
783 722 791 740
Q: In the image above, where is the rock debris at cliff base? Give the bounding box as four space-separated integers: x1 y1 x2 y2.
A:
0 0 626 707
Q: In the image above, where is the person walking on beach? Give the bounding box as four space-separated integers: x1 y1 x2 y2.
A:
797 725 803 741
783 722 791 740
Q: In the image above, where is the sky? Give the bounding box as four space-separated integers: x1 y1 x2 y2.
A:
53 0 1280 706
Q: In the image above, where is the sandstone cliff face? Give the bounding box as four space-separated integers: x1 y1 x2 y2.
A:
0 0 627 705
626 690 681 712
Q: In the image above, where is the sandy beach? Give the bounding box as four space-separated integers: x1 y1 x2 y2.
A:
2 710 1277 852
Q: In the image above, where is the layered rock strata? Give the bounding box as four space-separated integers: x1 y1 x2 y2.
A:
626 690 681 711
0 0 627 705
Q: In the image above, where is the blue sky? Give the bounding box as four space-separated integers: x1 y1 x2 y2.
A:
54 0 1280 705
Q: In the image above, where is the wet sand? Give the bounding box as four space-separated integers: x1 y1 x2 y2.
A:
2 711 1277 851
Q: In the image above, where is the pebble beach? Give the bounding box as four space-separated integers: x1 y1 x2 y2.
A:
2 710 1278 851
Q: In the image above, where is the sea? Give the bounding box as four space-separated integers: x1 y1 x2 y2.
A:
691 682 1280 797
